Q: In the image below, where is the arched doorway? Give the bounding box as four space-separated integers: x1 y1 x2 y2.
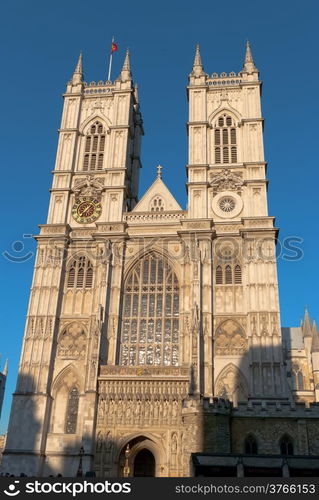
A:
133 449 155 477
118 436 162 477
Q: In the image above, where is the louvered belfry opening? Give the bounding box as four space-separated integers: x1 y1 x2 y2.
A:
67 256 93 288
214 114 237 164
83 121 105 171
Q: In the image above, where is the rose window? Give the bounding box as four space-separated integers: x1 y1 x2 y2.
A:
219 196 236 212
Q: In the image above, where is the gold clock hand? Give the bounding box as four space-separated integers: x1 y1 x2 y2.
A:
83 203 93 215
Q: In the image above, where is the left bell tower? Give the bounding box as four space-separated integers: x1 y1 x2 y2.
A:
2 51 143 477
48 49 143 225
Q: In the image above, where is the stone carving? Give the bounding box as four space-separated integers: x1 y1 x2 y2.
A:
271 314 279 336
96 378 188 427
215 364 248 403
260 315 268 336
97 224 123 232
70 229 96 238
57 322 87 359
96 431 103 451
73 175 105 201
171 432 178 453
214 319 247 355
100 365 189 377
215 224 242 233
251 315 257 335
40 224 67 234
183 222 209 229
210 169 244 195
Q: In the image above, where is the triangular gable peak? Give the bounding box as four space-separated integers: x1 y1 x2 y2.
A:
133 175 182 213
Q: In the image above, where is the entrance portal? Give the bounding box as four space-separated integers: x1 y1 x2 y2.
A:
133 449 155 477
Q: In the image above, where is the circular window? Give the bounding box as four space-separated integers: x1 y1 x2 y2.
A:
219 196 236 213
212 191 243 219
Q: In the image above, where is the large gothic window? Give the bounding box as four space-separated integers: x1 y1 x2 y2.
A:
65 387 79 434
214 114 237 164
83 121 105 171
120 253 179 366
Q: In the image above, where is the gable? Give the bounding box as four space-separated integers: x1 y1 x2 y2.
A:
133 177 182 212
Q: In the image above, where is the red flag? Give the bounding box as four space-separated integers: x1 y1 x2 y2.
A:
111 41 118 54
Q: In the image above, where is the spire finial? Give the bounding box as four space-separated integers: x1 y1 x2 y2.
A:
311 325 319 353
120 49 132 82
134 83 139 104
245 40 253 62
123 49 130 70
303 307 312 337
194 44 202 66
243 40 257 74
72 52 83 85
156 165 163 179
191 44 205 77
75 52 83 73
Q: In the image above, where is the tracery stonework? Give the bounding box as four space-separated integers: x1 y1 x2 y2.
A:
3 44 319 479
215 364 248 402
214 319 247 355
57 323 87 359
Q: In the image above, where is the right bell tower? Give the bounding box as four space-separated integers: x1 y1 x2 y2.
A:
187 42 289 401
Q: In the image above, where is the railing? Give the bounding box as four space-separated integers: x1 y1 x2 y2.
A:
124 211 186 223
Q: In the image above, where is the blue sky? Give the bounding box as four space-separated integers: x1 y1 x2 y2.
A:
0 0 318 433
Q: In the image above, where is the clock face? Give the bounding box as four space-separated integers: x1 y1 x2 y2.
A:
72 197 102 224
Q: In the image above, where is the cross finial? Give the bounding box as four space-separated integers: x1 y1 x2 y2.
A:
156 164 163 179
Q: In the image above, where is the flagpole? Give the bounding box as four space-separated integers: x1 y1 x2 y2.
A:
107 36 114 81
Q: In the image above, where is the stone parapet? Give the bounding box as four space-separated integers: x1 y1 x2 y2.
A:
233 401 319 418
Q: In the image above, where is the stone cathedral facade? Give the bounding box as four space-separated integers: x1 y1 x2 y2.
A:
2 44 319 477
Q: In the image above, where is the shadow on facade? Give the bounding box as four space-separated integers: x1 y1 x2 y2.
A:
43 431 96 478
0 374 96 478
43 433 159 478
1 374 41 476
195 342 319 477
43 432 146 478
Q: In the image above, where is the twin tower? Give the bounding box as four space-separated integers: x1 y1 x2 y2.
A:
4 43 317 478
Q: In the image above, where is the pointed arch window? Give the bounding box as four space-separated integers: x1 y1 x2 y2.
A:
216 266 223 285
65 387 79 434
234 265 242 284
244 435 258 454
120 253 179 366
292 364 304 391
150 196 165 212
214 114 238 164
83 121 106 171
215 261 242 285
280 435 294 456
67 256 94 288
225 265 232 284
